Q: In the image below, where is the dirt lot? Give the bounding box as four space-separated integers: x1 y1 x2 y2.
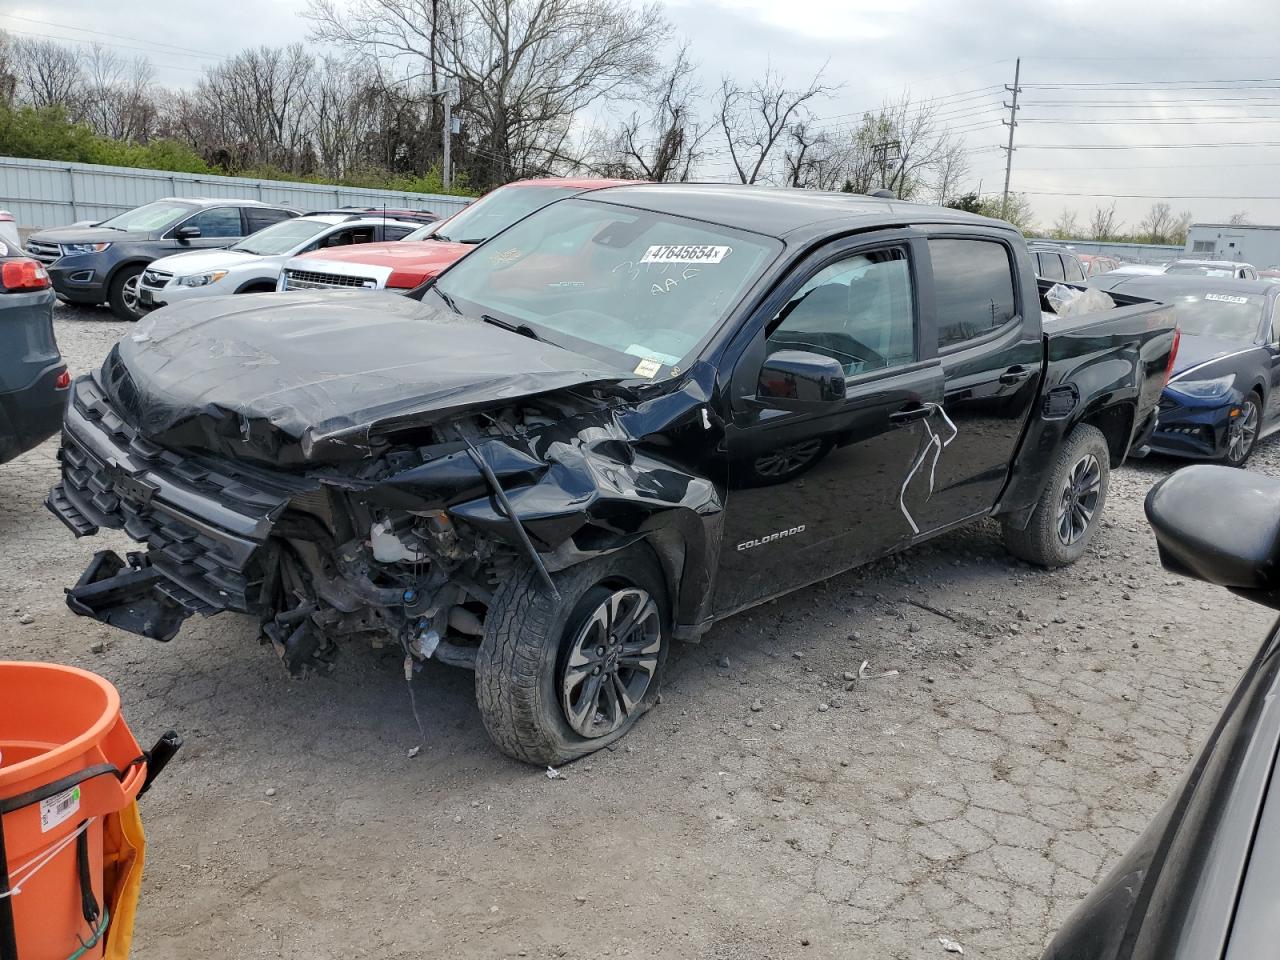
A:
4 302 1275 959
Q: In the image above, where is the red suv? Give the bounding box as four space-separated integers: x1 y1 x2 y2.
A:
277 178 634 293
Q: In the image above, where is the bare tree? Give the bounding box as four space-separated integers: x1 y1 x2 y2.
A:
599 43 707 181
11 37 82 110
715 66 836 184
1088 203 1119 241
79 44 156 142
1050 209 1079 240
1140 202 1177 244
930 139 969 205
1228 211 1250 226
307 0 666 185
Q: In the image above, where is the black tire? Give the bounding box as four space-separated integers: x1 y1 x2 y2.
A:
1002 423 1110 568
475 545 670 765
107 264 145 321
1222 392 1261 467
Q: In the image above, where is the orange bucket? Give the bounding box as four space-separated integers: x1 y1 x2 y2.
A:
0 662 146 960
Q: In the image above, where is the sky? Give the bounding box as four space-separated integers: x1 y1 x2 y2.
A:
6 0 1280 232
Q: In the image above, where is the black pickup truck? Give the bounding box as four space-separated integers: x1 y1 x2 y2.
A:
46 185 1177 764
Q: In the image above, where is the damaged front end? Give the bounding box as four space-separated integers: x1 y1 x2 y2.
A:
47 298 722 675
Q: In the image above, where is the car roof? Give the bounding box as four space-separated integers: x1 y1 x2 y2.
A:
578 183 1012 240
1172 258 1256 268
511 177 636 190
1100 274 1279 297
154 196 294 210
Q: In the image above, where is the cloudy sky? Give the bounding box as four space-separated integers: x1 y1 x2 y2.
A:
7 0 1280 231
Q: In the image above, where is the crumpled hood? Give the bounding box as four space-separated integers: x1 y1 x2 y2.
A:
107 291 629 465
148 249 261 275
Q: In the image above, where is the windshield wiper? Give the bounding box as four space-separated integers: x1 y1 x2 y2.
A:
481 314 543 342
434 286 461 314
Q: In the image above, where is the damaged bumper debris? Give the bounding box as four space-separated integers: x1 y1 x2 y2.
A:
47 295 721 674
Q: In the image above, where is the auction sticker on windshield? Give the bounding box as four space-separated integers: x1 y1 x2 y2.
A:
641 245 731 264
1205 293 1250 304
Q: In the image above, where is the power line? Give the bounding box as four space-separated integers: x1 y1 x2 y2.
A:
1022 77 1280 87
1019 116 1280 123
1017 141 1280 149
0 14 228 60
1009 189 1280 200
0 27 209 73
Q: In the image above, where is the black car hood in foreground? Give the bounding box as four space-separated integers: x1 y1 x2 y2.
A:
104 291 630 464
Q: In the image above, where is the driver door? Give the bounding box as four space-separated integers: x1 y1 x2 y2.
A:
713 234 946 615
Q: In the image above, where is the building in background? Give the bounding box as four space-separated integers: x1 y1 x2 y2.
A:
1185 223 1280 268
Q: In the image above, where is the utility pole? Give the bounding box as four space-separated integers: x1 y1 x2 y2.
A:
1000 57 1021 221
442 87 452 190
871 139 902 195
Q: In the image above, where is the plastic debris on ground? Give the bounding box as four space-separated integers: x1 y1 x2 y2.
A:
546 766 564 780
938 936 965 954
1045 283 1115 318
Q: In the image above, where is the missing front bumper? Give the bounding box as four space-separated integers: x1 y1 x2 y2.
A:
65 550 195 641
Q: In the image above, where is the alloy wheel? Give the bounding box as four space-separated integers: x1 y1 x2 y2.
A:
560 587 662 738
1056 453 1101 546
1227 400 1259 464
121 274 141 316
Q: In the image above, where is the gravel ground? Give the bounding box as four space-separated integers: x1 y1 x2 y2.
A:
4 301 1276 959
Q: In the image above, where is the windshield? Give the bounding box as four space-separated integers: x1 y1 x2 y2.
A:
433 185 578 243
231 218 330 255
435 198 780 373
99 201 196 232
1153 291 1265 341
403 222 439 241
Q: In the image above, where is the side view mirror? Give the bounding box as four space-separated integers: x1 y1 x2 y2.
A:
757 350 846 410
1146 465 1280 607
175 225 201 241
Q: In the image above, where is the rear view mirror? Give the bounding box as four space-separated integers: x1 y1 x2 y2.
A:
175 225 201 241
1146 465 1280 606
757 350 846 409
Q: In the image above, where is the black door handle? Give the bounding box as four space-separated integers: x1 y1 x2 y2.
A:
999 366 1034 385
890 404 931 424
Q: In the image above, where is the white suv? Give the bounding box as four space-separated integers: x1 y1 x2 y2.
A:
137 213 423 311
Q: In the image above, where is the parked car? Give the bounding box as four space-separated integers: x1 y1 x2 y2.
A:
1165 258 1258 280
137 213 427 311
1043 463 1280 960
1258 265 1280 282
26 198 299 320
47 184 1177 764
306 206 440 225
1092 274 1280 465
277 178 633 293
0 210 21 250
1028 243 1088 283
1077 253 1120 277
0 242 69 465
1108 263 1168 276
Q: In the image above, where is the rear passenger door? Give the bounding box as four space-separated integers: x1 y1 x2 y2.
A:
906 233 1043 534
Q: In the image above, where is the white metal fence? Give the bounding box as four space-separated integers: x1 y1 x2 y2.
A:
0 156 471 230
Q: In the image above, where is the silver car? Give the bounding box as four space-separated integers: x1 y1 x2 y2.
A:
137 213 423 311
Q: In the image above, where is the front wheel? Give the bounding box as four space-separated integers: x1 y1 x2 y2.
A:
475 546 670 765
1223 393 1261 467
108 265 145 321
1002 424 1110 568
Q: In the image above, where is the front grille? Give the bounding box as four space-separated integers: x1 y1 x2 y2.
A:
26 239 61 265
283 268 378 291
141 268 173 288
54 375 322 614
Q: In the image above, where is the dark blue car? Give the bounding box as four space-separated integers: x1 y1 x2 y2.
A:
1092 275 1280 465
0 242 68 464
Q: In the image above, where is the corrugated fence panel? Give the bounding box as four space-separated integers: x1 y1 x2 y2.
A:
0 156 471 229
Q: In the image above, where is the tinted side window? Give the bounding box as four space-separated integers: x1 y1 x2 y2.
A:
183 207 244 238
1064 256 1087 282
767 247 915 376
247 208 294 231
382 224 417 241
1036 251 1066 281
930 239 1019 349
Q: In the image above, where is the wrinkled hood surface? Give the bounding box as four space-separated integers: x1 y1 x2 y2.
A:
32 226 151 244
148 249 260 274
108 291 628 465
1170 334 1256 378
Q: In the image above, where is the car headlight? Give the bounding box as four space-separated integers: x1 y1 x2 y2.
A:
1166 374 1235 401
177 270 228 287
62 242 112 255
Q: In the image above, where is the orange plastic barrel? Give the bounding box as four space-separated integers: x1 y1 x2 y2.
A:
0 662 145 960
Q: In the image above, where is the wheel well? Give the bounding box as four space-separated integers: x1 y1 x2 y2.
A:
1080 403 1134 467
235 280 276 294
104 260 147 292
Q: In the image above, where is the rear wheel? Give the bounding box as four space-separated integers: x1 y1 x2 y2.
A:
1223 393 1261 467
475 546 670 765
1002 424 1110 567
108 265 145 321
